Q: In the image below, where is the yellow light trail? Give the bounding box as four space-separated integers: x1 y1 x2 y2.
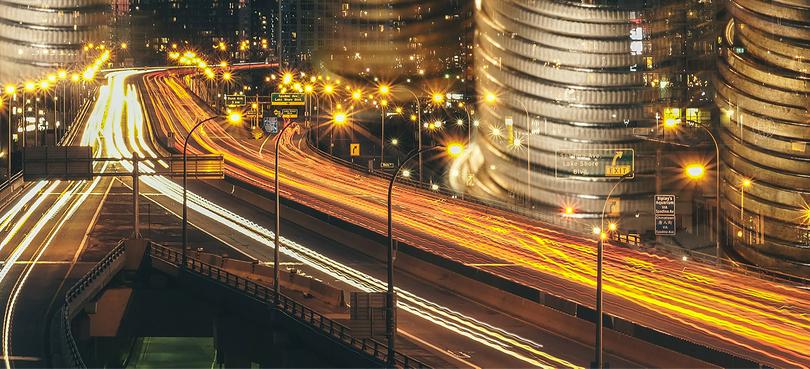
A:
107 71 585 369
139 70 810 368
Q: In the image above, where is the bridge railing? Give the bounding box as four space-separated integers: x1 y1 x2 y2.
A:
57 240 127 368
147 243 430 369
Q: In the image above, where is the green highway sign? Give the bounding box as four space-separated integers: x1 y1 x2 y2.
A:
271 93 305 106
224 94 246 107
555 148 635 179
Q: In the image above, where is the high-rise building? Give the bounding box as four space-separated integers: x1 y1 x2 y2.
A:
0 0 109 81
125 0 275 65
452 0 719 235
278 0 336 69
718 0 810 274
320 0 469 81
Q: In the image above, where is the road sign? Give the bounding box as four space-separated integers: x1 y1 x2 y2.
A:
606 198 621 216
380 162 395 169
555 149 635 179
271 93 305 106
655 195 676 215
225 94 246 107
350 143 360 157
280 108 299 119
655 216 676 236
23 146 93 181
262 117 279 134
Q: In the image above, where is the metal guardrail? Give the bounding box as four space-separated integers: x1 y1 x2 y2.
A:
58 240 127 368
147 243 430 369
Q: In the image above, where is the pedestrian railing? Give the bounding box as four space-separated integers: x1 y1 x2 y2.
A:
147 243 430 369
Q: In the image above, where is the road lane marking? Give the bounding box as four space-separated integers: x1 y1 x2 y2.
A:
399 328 482 369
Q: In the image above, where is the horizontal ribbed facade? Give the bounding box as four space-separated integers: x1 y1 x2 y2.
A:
718 0 810 273
0 0 108 80
453 0 695 231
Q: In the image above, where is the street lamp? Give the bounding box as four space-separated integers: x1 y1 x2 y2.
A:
386 143 464 366
272 119 298 305
378 84 391 166
330 111 347 155
740 178 752 242
182 112 242 268
667 120 722 260
2 85 14 178
483 91 533 204
395 86 423 182
594 171 633 369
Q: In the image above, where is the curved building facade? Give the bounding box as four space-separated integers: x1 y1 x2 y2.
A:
0 0 108 80
453 0 701 232
718 0 810 273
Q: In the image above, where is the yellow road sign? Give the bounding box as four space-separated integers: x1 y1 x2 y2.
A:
350 143 360 157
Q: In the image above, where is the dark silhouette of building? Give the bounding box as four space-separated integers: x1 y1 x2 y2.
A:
122 0 276 65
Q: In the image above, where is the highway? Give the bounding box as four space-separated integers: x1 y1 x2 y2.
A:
140 70 810 368
104 71 644 368
0 73 129 367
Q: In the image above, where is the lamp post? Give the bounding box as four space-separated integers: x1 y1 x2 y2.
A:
484 92 533 204
386 143 463 366
378 84 390 166
182 112 242 268
398 86 422 182
671 120 722 260
273 119 296 304
2 85 14 179
594 171 633 369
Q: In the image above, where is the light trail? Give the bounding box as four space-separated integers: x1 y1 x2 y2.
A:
104 71 585 369
0 71 119 367
140 70 810 368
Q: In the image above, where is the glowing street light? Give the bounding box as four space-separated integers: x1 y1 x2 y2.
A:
378 84 391 96
485 92 497 104
333 112 347 125
282 72 293 85
432 92 445 105
685 164 706 179
447 143 464 157
227 112 243 124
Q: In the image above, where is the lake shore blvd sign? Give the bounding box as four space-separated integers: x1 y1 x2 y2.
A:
554 148 635 178
271 93 305 106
